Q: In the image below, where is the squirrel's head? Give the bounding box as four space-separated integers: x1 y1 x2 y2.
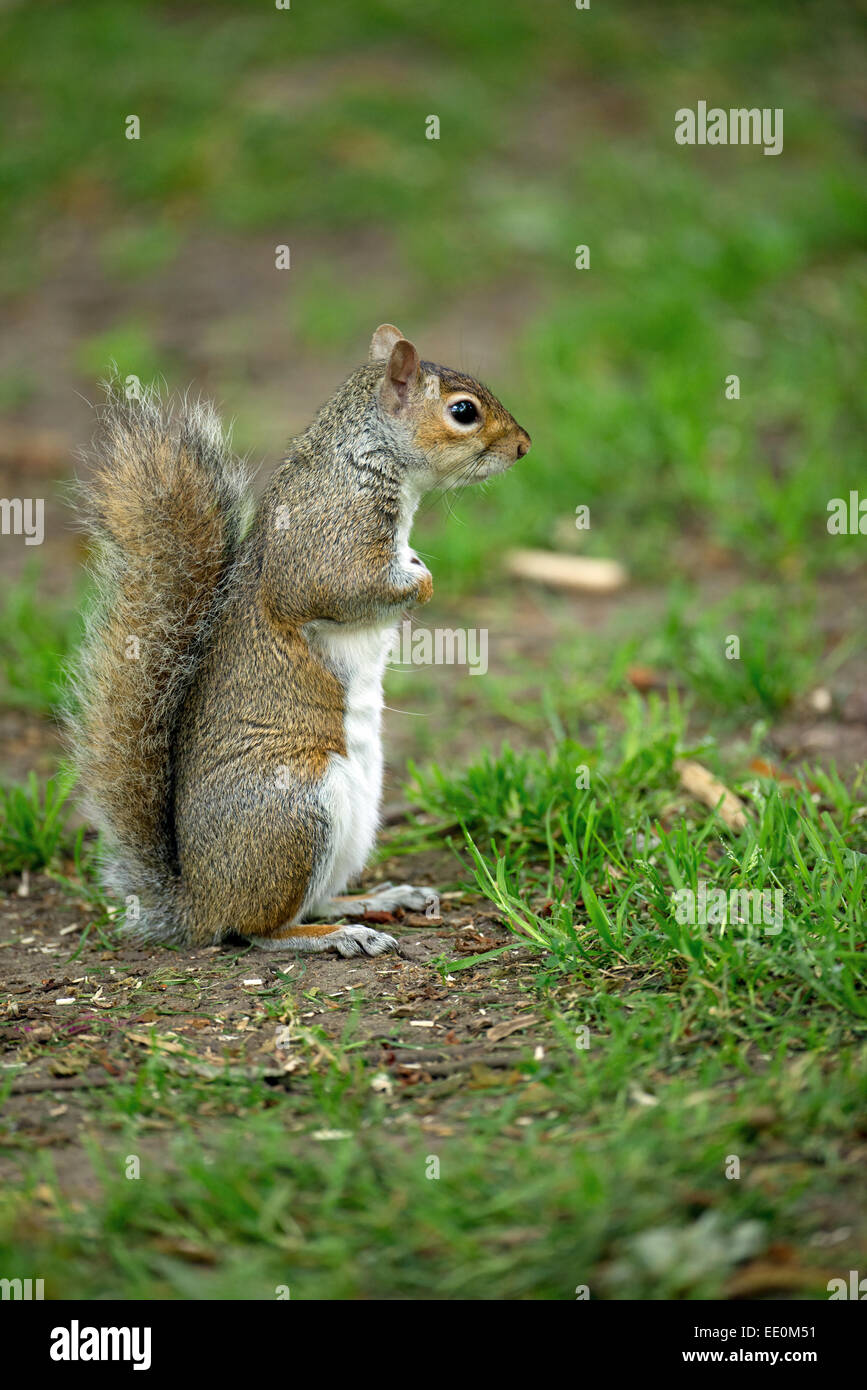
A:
368 324 530 487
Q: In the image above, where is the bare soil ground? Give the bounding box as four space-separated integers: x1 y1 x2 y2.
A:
0 850 549 1190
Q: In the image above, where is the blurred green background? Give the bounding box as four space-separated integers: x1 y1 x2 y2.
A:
0 0 865 760
1 0 865 578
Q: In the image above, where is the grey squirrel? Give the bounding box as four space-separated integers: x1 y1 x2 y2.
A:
70 324 530 956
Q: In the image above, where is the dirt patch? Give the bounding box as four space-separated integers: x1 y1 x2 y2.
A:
0 859 546 1186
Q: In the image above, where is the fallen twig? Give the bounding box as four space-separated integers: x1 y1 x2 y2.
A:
675 759 748 832
505 549 628 593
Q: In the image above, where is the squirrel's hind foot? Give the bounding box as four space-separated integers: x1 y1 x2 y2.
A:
247 923 398 957
328 925 399 957
312 882 440 923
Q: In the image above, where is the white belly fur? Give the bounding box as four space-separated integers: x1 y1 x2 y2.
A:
299 621 393 917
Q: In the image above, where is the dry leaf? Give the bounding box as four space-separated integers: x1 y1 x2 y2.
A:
126 1031 186 1054
50 1055 83 1077
749 757 821 794
627 665 664 692
486 1016 538 1044
468 1063 508 1088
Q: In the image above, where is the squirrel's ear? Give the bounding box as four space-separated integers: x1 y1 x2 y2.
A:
369 324 406 362
380 337 421 414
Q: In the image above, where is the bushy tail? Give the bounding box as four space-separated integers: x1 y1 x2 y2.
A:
68 382 250 930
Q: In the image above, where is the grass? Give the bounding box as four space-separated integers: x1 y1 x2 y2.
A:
421 238 867 591
0 771 75 876
3 1040 864 1300
410 722 867 1024
73 320 170 389
0 717 864 1297
0 566 83 716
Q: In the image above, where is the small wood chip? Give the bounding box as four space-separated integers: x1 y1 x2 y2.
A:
628 1082 659 1107
505 549 628 593
807 687 832 714
675 759 748 832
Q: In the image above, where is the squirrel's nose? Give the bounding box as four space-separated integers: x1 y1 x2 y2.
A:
516 432 531 459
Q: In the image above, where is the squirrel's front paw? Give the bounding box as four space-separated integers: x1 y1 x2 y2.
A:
329 925 399 958
404 553 433 606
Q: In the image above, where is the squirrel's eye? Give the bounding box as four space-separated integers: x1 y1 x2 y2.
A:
449 399 479 425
